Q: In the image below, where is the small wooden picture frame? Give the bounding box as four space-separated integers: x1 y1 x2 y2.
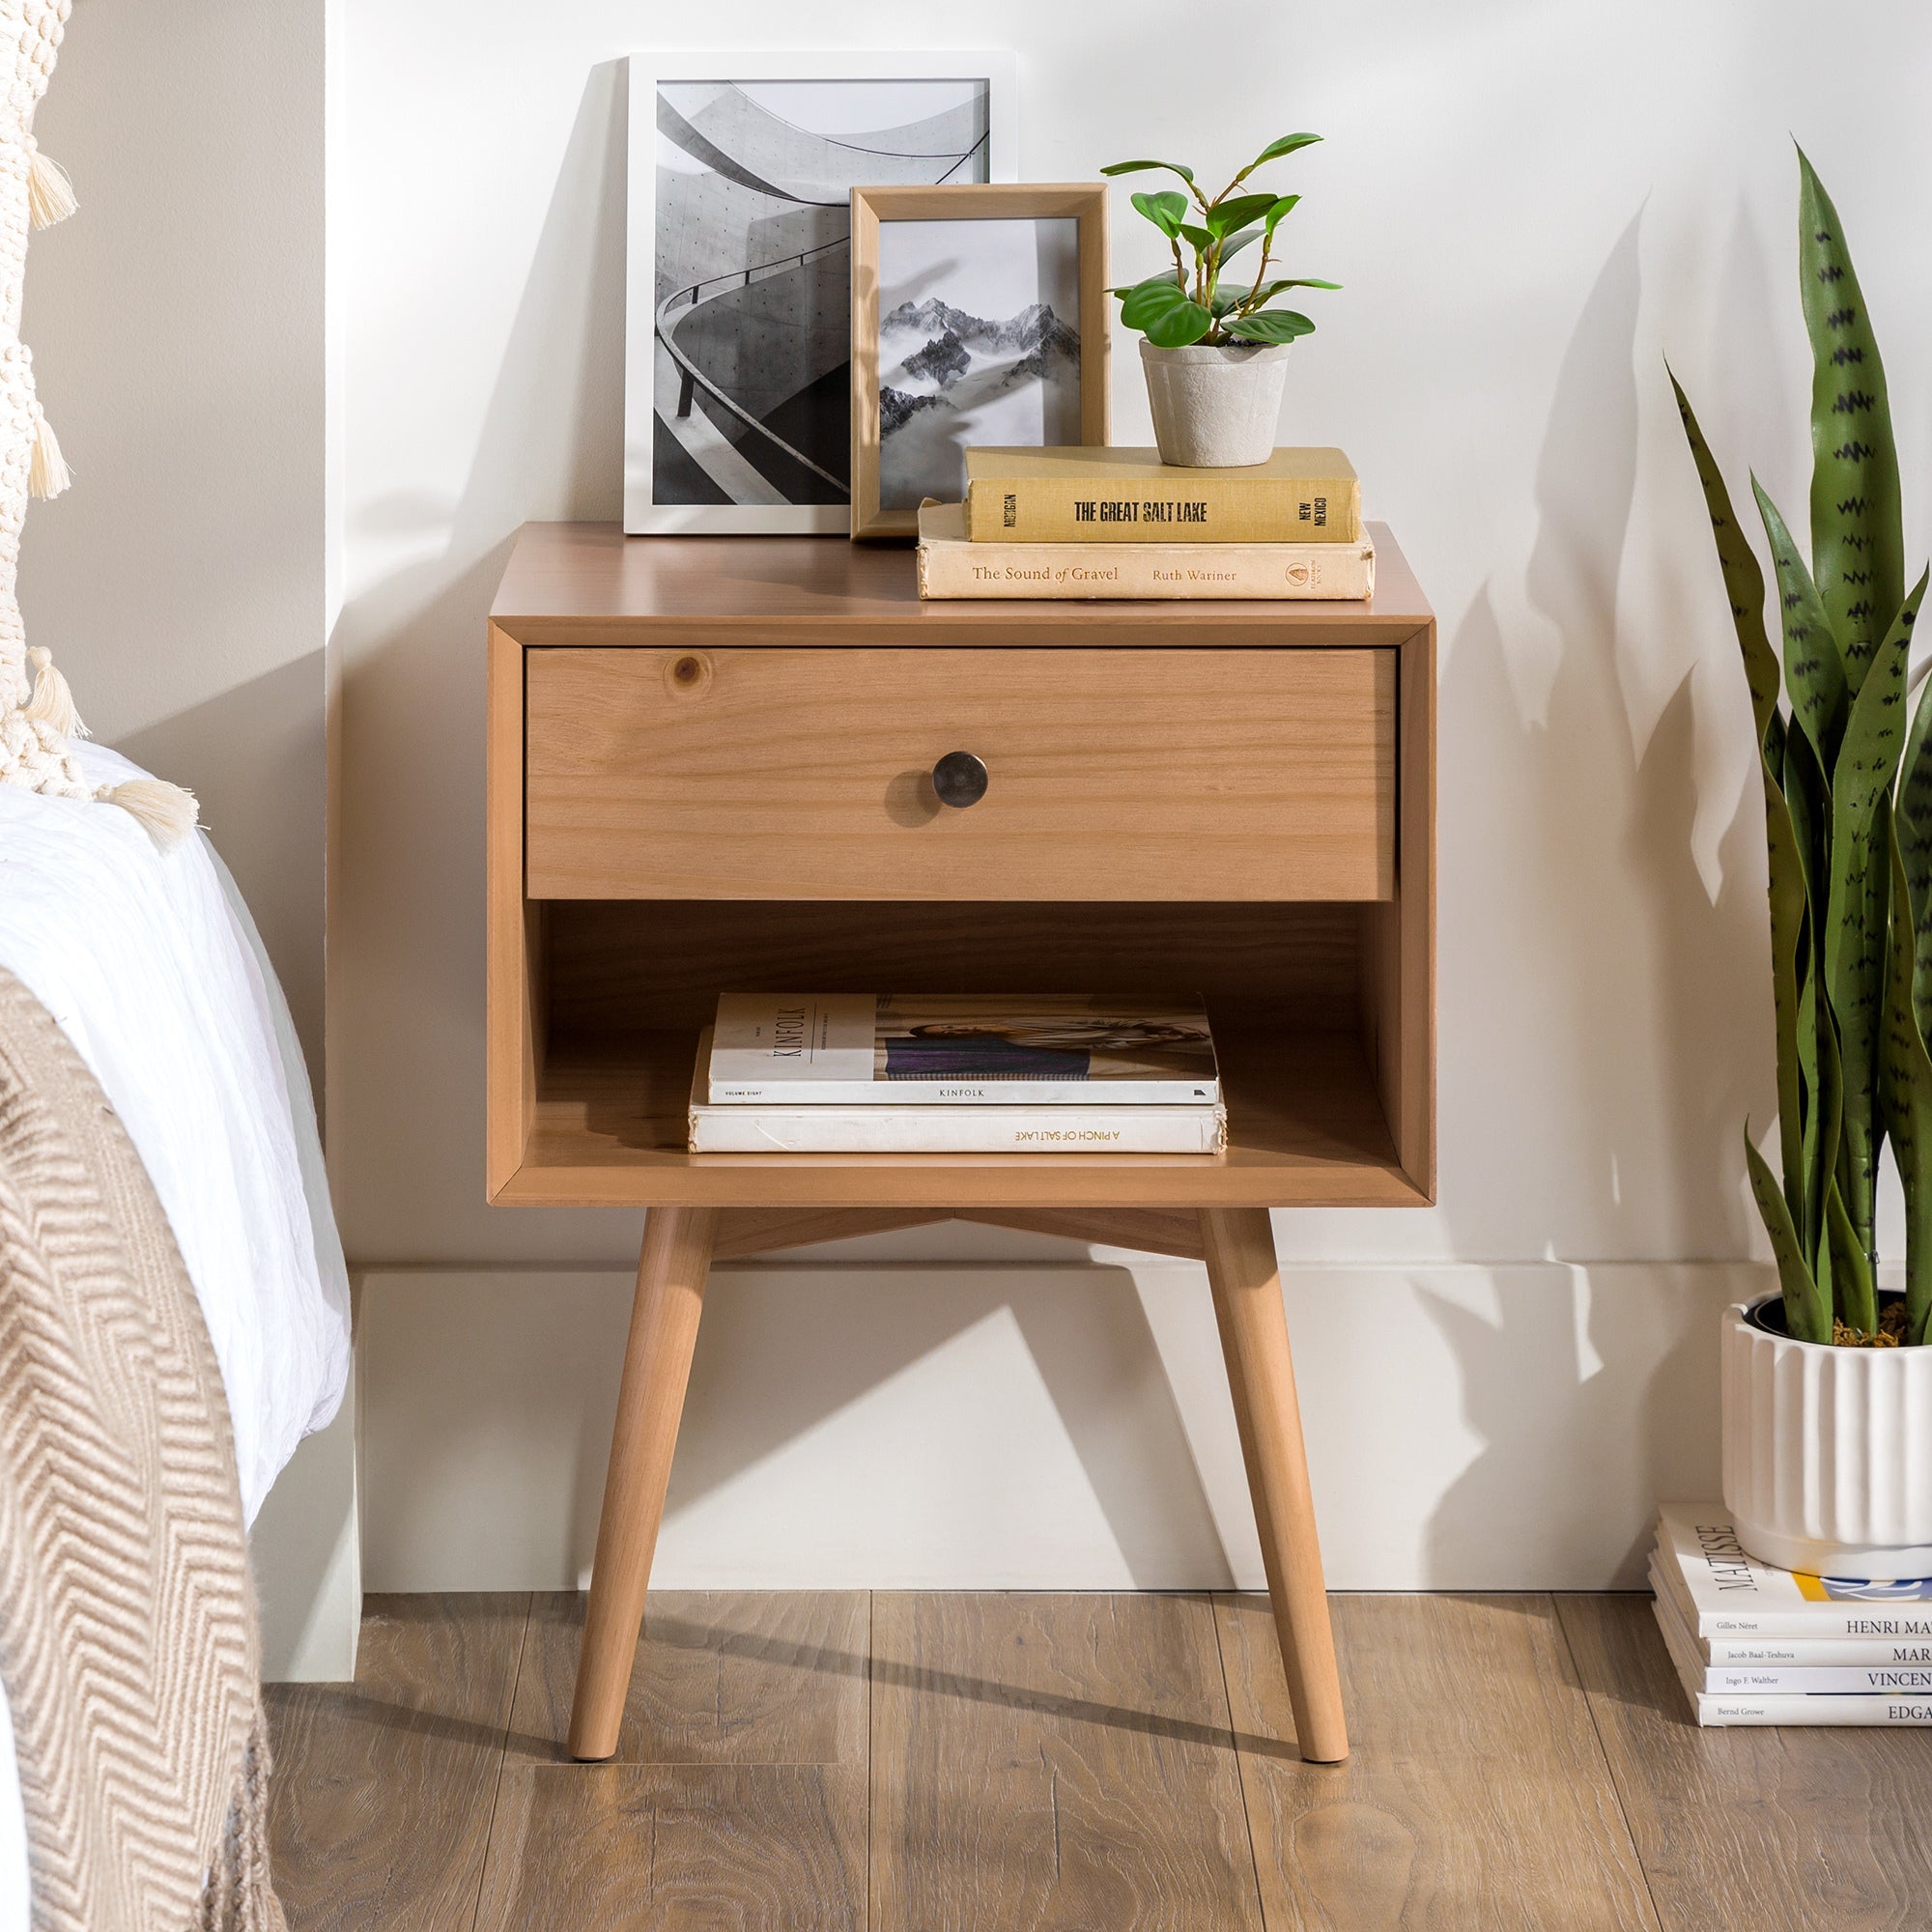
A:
849 183 1109 541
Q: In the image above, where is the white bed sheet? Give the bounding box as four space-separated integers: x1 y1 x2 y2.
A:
0 743 351 1926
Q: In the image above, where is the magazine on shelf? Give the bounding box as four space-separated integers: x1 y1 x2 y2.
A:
687 1040 1225 1153
704 994 1219 1106
1651 1570 1932 1726
1654 1503 1932 1640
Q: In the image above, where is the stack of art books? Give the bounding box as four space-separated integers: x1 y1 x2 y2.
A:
1651 1503 1932 1726
689 993 1224 1153
916 444 1373 601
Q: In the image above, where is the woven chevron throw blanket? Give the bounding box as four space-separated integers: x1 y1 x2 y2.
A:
0 968 285 1932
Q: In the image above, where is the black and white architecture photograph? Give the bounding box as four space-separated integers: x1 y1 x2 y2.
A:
626 59 1009 531
874 215 1084 512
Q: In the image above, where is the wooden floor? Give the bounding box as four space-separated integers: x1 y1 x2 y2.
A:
266 1590 1932 1931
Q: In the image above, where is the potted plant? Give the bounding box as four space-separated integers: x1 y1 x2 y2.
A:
1103 134 1338 467
1679 150 1932 1581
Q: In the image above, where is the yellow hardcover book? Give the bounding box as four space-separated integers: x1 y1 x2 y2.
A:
964 444 1361 544
916 502 1375 600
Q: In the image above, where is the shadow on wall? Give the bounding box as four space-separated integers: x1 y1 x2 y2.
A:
332 59 634 1263
119 649 328 1077
1421 210 1771 1577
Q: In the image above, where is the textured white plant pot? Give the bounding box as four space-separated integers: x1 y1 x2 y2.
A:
1721 1295 1932 1580
1139 339 1291 467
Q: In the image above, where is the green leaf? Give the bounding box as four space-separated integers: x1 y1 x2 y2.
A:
1224 308 1315 344
1798 149 1903 677
1111 273 1182 303
1819 575 1921 1256
1217 229 1263 265
1204 191 1284 240
1102 157 1195 182
1897 654 1932 1042
1670 372 1780 760
1755 478 1848 769
1130 190 1188 240
1881 815 1932 1344
1240 278 1341 306
1261 193 1301 238
1178 223 1216 253
1827 1173 1878 1336
1142 298 1214 348
1769 744 1819 1252
1746 1126 1833 1343
1251 132 1322 165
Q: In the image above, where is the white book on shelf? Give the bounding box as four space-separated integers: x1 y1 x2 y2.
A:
704 993 1220 1106
1654 1502 1932 1640
688 1037 1224 1153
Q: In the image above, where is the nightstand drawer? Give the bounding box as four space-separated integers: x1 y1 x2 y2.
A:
525 646 1395 902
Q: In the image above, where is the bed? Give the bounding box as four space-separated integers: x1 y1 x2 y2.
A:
0 740 351 1927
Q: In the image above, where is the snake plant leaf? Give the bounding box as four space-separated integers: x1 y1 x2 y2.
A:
1799 149 1903 679
1894 652 1932 1042
1224 308 1316 344
1670 373 1780 759
1755 478 1848 769
1746 1127 1833 1343
1821 583 1919 1252
1827 1173 1879 1336
1762 760 1813 1242
1881 818 1932 1345
1130 190 1189 239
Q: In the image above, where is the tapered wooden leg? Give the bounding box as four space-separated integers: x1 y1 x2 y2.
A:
1200 1207 1348 1762
567 1205 717 1760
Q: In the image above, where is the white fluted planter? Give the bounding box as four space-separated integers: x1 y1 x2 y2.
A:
1721 1295 1932 1580
1139 339 1292 467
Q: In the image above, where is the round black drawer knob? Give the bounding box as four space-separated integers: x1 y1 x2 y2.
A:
931 751 988 809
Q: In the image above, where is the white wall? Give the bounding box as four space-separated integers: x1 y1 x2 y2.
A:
333 1 1932 1587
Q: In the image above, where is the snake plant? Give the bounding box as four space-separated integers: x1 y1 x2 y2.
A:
1677 149 1931 1346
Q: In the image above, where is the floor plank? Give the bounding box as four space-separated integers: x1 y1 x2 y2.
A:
1558 1594 1932 1932
870 1591 1263 1932
473 1763 867 1932
505 1588 868 1767
1215 1592 1657 1931
265 1593 529 1932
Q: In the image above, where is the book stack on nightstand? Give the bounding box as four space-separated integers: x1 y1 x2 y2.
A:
1651 1503 1932 1727
689 993 1226 1153
917 444 1374 601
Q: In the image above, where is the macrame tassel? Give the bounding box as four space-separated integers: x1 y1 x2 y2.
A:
100 777 199 851
29 408 70 499
25 142 76 229
23 644 85 738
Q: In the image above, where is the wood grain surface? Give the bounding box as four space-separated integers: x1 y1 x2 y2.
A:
1216 1592 1658 1931
525 645 1396 903
500 1026 1418 1209
265 1594 530 1932
489 519 1434 647
869 1591 1262 1932
510 1589 867 1769
1559 1593 1932 1932
474 1764 868 1932
266 1591 1908 1932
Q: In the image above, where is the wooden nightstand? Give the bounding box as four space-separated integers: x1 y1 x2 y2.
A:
486 523 1435 1765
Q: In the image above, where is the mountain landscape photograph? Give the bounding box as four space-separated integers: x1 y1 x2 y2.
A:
873 216 1083 509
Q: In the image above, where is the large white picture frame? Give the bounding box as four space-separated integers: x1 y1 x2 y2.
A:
626 50 1018 535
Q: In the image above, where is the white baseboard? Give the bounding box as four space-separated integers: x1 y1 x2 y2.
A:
355 1256 1757 1595
251 1352 360 1683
